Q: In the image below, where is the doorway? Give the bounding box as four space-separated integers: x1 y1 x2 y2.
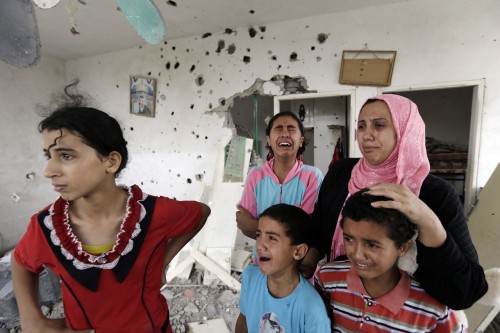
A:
274 91 355 176
381 80 485 215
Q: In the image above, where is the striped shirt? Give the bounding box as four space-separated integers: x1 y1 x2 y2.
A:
315 260 465 333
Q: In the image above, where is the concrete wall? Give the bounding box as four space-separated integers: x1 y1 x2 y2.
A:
0 57 65 253
1 0 499 253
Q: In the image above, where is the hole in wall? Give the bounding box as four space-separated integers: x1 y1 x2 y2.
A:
207 75 312 165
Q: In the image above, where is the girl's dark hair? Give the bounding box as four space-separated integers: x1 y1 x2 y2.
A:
38 81 128 177
259 203 312 247
265 111 307 161
340 189 417 248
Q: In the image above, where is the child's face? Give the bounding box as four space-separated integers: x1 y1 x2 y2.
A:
343 217 407 283
266 115 304 160
256 216 301 278
43 129 113 201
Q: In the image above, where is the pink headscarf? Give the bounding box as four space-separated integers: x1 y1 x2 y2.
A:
330 94 430 260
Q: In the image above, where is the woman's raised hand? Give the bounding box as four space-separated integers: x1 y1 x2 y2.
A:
366 183 447 248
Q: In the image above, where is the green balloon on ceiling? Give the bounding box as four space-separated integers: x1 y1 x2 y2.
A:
116 0 166 45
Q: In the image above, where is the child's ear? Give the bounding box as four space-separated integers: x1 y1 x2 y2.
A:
398 240 412 257
105 151 122 174
293 243 309 261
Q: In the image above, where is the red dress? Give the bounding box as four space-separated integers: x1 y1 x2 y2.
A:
14 185 202 333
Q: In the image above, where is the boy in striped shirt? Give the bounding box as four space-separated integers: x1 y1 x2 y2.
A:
315 189 465 333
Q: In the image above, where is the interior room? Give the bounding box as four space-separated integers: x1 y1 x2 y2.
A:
1 0 499 331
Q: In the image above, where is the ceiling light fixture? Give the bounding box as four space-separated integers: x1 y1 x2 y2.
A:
32 0 61 9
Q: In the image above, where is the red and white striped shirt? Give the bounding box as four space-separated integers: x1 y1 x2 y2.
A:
315 260 465 333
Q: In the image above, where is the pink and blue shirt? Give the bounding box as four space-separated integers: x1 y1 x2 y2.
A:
240 159 323 218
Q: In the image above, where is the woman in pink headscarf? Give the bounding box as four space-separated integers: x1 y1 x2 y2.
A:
307 94 487 310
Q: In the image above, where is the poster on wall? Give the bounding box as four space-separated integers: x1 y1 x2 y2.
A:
130 76 156 117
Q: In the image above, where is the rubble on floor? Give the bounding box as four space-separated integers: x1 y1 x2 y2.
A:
164 269 241 333
0 252 62 331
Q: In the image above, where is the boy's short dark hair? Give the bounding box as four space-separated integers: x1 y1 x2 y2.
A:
341 189 417 248
259 204 312 247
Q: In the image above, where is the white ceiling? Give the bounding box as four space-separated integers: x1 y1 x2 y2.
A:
34 0 409 60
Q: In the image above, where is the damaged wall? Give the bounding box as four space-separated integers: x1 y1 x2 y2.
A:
1 0 499 254
0 57 65 254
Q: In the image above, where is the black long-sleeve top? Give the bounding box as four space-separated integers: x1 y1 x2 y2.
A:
312 158 488 310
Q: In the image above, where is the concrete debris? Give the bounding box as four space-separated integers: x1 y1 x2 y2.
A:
166 250 195 283
191 250 241 291
206 304 217 317
203 248 232 286
184 302 199 314
230 249 252 272
218 290 238 303
166 268 242 332
0 252 61 330
162 288 175 300
184 288 195 298
187 317 231 333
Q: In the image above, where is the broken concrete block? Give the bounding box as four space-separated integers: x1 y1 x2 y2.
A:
218 290 238 304
46 301 64 319
203 248 231 286
166 251 195 283
39 268 62 304
184 302 199 314
0 281 17 323
0 252 62 328
187 317 230 333
205 304 217 317
230 248 251 272
191 250 241 291
183 289 195 298
161 288 174 301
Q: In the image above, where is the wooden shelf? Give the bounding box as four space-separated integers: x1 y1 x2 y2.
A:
430 168 466 174
427 153 468 160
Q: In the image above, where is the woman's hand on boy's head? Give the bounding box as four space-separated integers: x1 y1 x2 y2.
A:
366 183 447 248
366 183 423 218
366 183 433 224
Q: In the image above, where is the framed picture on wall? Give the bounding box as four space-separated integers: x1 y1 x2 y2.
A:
130 76 156 117
339 50 397 86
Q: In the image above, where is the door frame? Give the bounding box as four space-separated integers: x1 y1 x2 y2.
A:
379 79 485 214
273 90 357 156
